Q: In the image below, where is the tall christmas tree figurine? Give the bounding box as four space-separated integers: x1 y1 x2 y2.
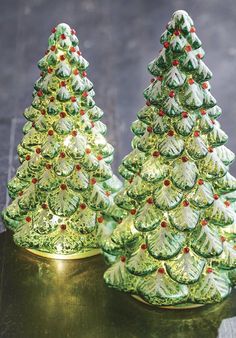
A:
2 23 122 259
103 10 236 308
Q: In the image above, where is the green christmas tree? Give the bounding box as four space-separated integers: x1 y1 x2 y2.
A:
103 10 236 307
2 23 123 259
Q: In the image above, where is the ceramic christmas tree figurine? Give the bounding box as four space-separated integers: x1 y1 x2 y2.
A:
103 10 236 308
2 23 122 259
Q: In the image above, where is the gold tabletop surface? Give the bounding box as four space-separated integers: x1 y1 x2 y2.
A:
0 231 235 338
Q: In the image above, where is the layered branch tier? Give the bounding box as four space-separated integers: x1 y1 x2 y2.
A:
103 10 236 306
2 23 123 257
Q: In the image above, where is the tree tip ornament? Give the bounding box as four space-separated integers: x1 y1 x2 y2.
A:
103 11 236 308
2 23 123 259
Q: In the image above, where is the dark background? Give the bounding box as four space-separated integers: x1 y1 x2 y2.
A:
0 0 236 337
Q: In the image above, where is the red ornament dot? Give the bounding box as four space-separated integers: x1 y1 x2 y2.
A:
146 100 151 106
51 27 56 33
71 130 77 137
157 267 165 274
157 76 163 82
25 155 31 161
182 200 189 207
50 96 54 102
190 26 196 33
91 121 95 128
82 71 87 77
163 41 169 49
80 203 86 210
167 130 174 137
48 130 54 136
76 164 81 171
46 164 52 170
71 29 76 35
35 148 41 154
158 110 165 117
42 203 48 209
161 221 167 228
152 151 160 157
221 236 226 242
206 267 213 273
194 131 200 137
70 46 76 53
60 81 66 87
147 197 153 204
120 256 126 262
105 191 111 197
198 179 204 185
60 34 66 40
50 46 56 52
164 179 170 187
185 45 192 52
182 112 188 118
130 209 136 215
47 67 53 74
224 200 230 207
202 82 208 89
60 224 67 230
208 147 214 153
25 216 32 223
60 184 67 190
82 91 88 98
60 152 66 158
188 78 195 85
41 109 46 115
201 219 208 226
197 53 203 59
141 244 147 250
71 96 76 102
59 55 65 61
32 178 37 184
169 91 175 98
201 109 207 115
181 156 188 162
147 126 153 133
77 50 82 56
174 30 180 36
80 109 85 116
85 148 91 155
60 111 66 118
97 216 104 223
150 78 155 83
97 154 103 161
73 69 79 75
183 247 190 254
213 194 219 200
172 59 179 66
90 178 97 185
37 90 43 97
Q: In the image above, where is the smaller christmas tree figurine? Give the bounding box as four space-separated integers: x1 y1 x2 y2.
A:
103 10 236 308
2 23 123 259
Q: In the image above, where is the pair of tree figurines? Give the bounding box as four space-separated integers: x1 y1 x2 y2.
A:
2 10 236 309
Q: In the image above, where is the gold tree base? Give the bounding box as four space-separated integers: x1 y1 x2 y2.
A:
132 295 205 310
26 248 101 260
